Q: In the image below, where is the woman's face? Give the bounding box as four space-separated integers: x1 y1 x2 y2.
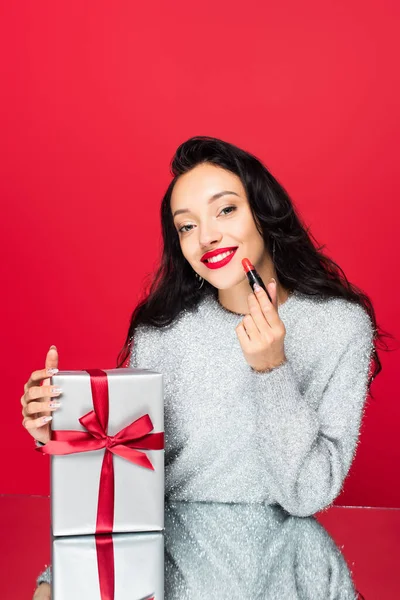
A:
170 163 269 290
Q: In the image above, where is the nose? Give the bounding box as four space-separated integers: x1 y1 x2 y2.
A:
198 221 222 249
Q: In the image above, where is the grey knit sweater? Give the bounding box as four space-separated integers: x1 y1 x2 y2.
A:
36 287 374 589
132 287 374 514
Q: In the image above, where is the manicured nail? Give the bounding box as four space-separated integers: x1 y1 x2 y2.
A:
47 368 59 375
42 416 53 424
52 387 63 395
49 401 62 409
253 284 261 292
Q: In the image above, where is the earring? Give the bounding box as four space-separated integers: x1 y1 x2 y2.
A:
195 272 204 288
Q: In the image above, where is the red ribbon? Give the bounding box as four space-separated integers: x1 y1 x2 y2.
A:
38 369 162 600
95 535 155 600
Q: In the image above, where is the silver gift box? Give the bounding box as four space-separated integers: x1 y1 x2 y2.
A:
50 368 164 536
52 531 164 600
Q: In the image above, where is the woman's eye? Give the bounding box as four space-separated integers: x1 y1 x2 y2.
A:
177 206 237 234
178 224 194 233
220 205 237 216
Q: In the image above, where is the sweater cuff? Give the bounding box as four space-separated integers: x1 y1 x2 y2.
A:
251 359 308 415
36 564 52 586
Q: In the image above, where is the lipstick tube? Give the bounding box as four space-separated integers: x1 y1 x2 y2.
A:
242 258 273 303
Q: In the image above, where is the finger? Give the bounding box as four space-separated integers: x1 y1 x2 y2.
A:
247 292 271 331
242 313 261 342
24 365 59 394
253 285 281 328
33 583 51 600
35 593 51 600
23 414 53 430
25 346 59 393
45 345 58 371
235 322 252 349
25 385 62 403
268 279 278 310
41 345 59 388
23 399 61 417
33 587 50 600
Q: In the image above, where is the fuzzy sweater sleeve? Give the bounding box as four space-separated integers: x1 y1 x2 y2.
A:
252 306 374 517
36 564 51 587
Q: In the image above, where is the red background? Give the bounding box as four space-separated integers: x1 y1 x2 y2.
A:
1 1 399 506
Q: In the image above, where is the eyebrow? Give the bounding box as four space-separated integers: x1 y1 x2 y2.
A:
172 191 240 219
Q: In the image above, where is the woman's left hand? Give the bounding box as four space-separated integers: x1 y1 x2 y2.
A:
235 278 287 372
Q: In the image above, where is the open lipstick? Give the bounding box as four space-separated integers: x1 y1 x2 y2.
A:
242 258 273 303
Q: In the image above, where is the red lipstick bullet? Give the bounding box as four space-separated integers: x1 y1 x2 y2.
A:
241 258 273 303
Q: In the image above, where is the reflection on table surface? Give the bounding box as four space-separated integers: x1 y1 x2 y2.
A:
1 495 399 599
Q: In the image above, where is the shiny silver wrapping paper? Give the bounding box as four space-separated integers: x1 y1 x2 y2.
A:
50 368 164 536
52 531 164 599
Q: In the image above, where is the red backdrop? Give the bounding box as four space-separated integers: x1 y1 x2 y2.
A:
1 1 399 506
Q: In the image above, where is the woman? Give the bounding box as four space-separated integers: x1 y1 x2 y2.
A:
23 136 386 596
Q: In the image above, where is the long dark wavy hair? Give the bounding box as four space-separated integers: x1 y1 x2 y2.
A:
116 136 394 395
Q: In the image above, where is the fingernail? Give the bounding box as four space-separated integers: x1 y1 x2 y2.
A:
42 416 53 424
47 368 59 375
253 284 261 292
49 401 62 409
50 345 57 350
52 387 63 394
271 278 276 284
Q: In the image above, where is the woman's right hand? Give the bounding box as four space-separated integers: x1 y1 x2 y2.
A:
33 583 51 599
21 346 62 444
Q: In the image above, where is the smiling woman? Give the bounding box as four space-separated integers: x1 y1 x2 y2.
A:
112 137 392 508
117 136 386 379
169 162 286 316
32 136 392 591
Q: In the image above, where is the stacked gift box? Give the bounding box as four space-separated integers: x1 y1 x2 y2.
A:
38 368 165 599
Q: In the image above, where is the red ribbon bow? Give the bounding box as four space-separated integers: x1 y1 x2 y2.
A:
38 368 163 600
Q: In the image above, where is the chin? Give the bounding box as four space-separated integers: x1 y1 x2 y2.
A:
208 275 246 291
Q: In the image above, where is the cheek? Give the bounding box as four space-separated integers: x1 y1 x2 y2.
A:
233 220 260 243
244 217 264 244
179 238 195 263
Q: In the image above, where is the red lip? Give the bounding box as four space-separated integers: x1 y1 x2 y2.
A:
201 247 238 270
201 246 238 262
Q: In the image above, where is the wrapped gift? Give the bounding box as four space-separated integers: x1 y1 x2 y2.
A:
38 368 164 536
52 531 164 600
